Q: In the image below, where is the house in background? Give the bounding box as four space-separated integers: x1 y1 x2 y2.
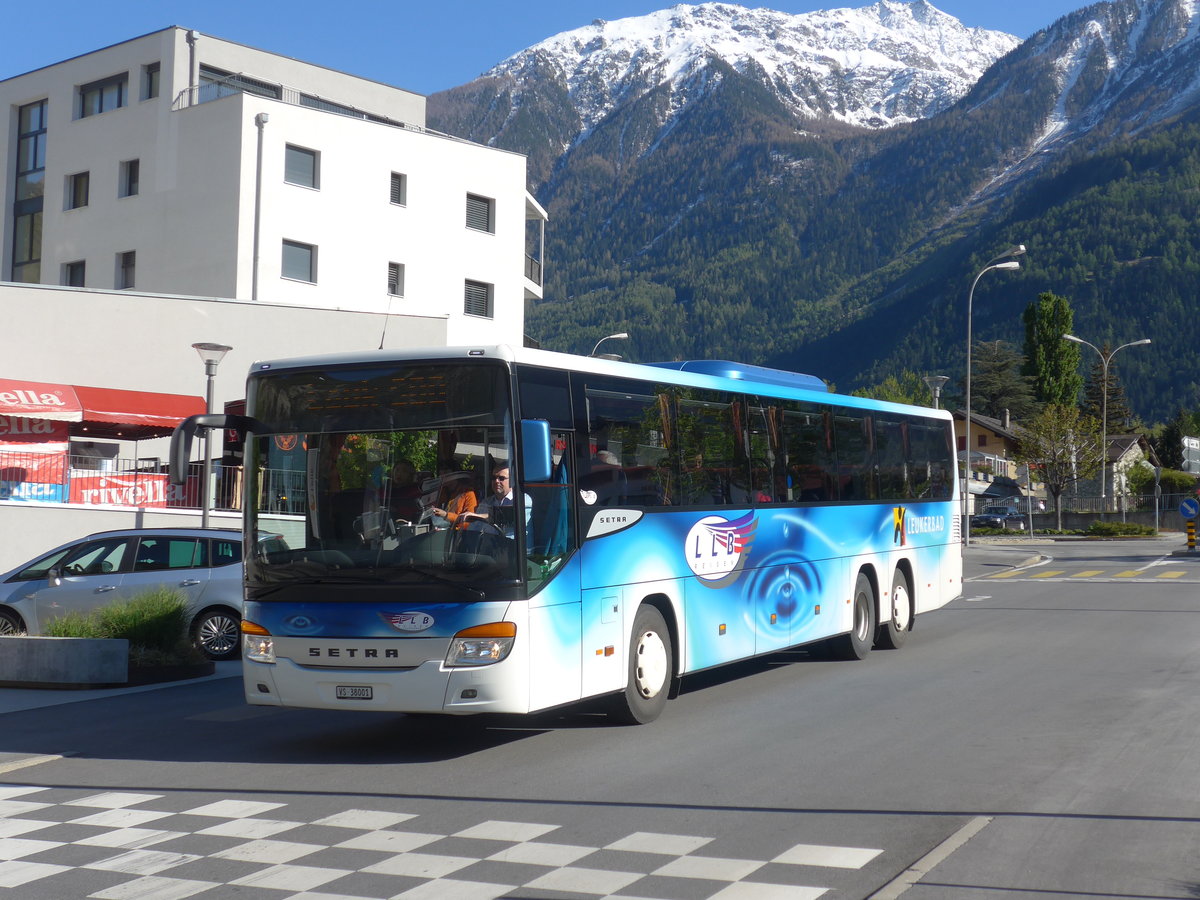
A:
953 409 1043 513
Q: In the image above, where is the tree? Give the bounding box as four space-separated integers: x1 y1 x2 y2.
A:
1016 404 1103 530
969 340 1038 421
1082 346 1139 432
851 370 931 405
1152 409 1200 469
1022 292 1082 405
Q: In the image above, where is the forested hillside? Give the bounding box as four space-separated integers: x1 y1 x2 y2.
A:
428 0 1200 422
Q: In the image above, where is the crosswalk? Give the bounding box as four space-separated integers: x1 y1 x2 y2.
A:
980 566 1196 582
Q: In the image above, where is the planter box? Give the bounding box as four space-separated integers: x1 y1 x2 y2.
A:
0 636 130 688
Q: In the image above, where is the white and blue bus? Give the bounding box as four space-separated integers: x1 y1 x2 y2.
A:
171 345 962 723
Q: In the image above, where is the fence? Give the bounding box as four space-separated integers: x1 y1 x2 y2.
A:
0 449 303 513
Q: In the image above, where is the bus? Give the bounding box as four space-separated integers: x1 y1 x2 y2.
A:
170 345 962 724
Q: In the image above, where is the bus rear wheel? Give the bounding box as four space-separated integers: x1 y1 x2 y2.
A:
877 569 912 650
831 572 876 660
611 605 672 725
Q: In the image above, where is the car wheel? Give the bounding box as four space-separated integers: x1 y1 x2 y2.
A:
0 608 26 636
192 607 241 661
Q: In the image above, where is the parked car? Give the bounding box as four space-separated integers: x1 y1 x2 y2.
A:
970 505 1026 530
0 528 279 660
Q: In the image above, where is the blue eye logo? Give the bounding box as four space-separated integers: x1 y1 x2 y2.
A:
284 615 319 633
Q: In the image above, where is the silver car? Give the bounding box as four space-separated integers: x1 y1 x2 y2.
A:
0 527 269 660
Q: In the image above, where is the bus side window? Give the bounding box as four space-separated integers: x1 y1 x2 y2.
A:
578 378 675 509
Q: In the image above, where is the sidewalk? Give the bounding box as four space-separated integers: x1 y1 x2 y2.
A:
0 660 241 715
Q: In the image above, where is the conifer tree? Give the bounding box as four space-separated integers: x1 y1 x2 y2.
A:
1082 346 1138 432
968 340 1037 422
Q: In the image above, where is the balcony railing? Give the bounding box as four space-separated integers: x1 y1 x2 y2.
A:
525 254 543 286
173 74 422 133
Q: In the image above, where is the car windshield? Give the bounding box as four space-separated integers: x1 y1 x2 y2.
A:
244 361 550 594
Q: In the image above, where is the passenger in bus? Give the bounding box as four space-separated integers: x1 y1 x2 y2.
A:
429 471 478 529
387 459 423 524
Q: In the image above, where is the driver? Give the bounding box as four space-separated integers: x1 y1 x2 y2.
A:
462 466 530 538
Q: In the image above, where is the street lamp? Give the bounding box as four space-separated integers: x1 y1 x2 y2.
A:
192 342 232 528
1061 334 1151 514
590 332 629 360
923 375 949 409
964 245 1025 545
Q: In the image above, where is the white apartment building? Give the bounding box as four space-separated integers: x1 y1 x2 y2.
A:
0 27 548 566
1 26 546 346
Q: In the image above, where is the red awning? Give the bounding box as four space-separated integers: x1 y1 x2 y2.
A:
0 378 205 440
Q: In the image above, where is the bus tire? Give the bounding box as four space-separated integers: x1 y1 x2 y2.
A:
877 569 912 650
831 572 876 660
612 605 673 725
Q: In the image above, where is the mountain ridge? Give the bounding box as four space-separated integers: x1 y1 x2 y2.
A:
427 0 1200 421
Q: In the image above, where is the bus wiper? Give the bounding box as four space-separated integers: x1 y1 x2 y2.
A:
395 565 486 599
250 573 389 597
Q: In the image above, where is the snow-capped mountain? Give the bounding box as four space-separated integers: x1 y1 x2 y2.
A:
487 0 1020 132
429 0 1200 419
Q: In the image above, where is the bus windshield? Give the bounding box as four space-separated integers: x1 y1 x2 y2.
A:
244 361 528 594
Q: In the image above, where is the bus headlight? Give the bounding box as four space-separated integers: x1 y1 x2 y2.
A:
446 622 516 667
242 620 275 664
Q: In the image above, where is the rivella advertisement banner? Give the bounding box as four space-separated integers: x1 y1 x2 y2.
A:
69 472 169 508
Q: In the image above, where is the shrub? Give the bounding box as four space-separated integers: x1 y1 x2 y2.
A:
1087 521 1156 537
44 587 202 665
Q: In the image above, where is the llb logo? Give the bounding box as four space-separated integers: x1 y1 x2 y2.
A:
685 512 757 586
893 506 906 546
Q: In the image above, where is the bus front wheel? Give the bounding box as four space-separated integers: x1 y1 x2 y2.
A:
877 569 912 650
612 605 673 725
831 572 876 660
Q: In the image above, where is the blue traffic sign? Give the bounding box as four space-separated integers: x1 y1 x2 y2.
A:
1180 498 1199 519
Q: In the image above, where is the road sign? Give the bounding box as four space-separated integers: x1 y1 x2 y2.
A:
1180 497 1199 519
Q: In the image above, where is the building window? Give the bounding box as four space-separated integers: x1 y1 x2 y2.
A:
15 100 47 203
142 63 160 100
390 172 407 206
117 251 136 290
120 159 140 198
79 73 128 118
282 240 316 283
464 279 493 318
388 262 404 297
284 145 319 189
12 211 42 283
63 261 85 287
466 194 495 233
67 172 89 209
12 99 46 283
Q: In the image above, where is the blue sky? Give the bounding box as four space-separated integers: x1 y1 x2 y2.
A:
8 0 1089 96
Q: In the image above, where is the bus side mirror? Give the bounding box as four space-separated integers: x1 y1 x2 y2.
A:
169 413 265 485
521 419 553 482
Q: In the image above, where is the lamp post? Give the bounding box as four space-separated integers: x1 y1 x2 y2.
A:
1061 334 1151 514
590 332 629 360
923 375 949 409
964 245 1025 545
192 342 232 528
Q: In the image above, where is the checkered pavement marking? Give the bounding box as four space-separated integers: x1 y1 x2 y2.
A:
0 784 885 899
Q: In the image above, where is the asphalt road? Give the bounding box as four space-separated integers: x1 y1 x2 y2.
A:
1 536 1198 899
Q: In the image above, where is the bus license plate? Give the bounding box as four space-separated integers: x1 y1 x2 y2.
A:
336 685 372 700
